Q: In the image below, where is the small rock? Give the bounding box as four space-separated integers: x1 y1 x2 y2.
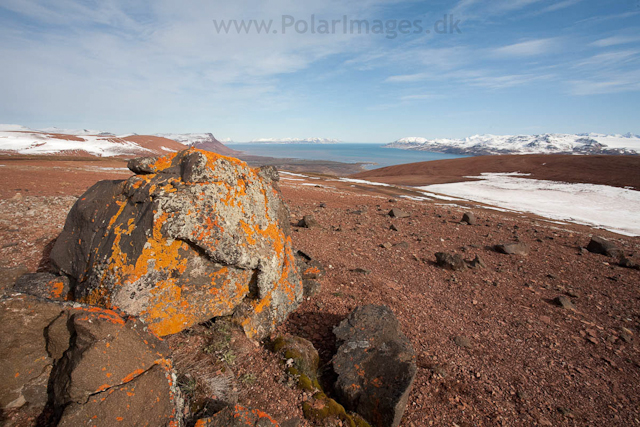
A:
466 255 486 269
389 208 410 219
350 268 371 275
393 241 409 250
554 295 576 310
620 327 634 343
298 215 319 228
495 242 529 256
586 236 622 258
454 335 471 348
390 224 399 232
619 256 640 270
461 212 476 225
381 242 393 250
435 252 467 272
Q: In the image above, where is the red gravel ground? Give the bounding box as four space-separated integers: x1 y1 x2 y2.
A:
1 158 639 427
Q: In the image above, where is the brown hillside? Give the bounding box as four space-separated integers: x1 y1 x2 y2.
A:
353 154 640 190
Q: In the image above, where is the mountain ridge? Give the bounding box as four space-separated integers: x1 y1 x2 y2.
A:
386 133 640 155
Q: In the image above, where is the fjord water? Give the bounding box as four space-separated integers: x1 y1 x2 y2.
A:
226 143 467 170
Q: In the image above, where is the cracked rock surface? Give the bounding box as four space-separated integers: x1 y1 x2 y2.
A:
0 293 181 426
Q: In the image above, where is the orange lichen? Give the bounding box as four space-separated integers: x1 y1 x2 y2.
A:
49 280 65 299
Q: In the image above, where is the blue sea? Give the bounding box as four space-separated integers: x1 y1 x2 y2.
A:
226 143 466 170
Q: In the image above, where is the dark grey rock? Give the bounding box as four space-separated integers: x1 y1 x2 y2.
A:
466 255 486 269
294 251 325 298
388 208 410 219
298 215 319 228
435 252 467 271
333 305 416 427
554 295 576 310
619 256 640 270
495 242 529 256
461 212 476 225
13 272 71 301
586 236 622 258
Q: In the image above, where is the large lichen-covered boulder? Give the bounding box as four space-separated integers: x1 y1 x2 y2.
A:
0 293 181 427
333 305 417 427
51 149 303 338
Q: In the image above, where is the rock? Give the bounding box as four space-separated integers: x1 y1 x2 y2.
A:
350 268 372 275
461 212 476 225
435 252 467 271
388 209 410 219
494 242 529 256
280 418 302 427
194 405 280 426
393 242 409 250
294 250 325 298
389 224 399 232
273 335 320 392
586 236 622 258
0 294 181 426
0 264 29 294
466 255 486 269
381 242 393 250
619 256 640 270
620 327 634 343
454 335 471 348
333 305 416 427
50 149 303 339
554 295 576 310
13 272 71 301
0 294 67 415
298 215 319 228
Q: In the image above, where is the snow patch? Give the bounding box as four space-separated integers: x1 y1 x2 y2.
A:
338 178 391 187
418 173 640 236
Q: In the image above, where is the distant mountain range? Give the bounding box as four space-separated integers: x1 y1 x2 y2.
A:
385 133 640 156
249 137 341 144
157 133 241 157
0 125 185 157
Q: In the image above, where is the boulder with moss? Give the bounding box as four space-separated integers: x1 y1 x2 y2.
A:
50 149 303 339
273 335 321 392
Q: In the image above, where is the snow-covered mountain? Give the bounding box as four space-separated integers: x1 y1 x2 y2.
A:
0 125 186 157
386 133 640 155
158 133 241 156
249 137 341 144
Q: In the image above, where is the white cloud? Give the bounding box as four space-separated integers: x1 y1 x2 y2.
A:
492 38 558 57
591 35 640 48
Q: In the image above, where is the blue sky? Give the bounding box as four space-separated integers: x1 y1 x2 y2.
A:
0 0 639 142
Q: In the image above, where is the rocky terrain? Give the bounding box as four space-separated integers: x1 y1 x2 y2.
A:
1 151 639 426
